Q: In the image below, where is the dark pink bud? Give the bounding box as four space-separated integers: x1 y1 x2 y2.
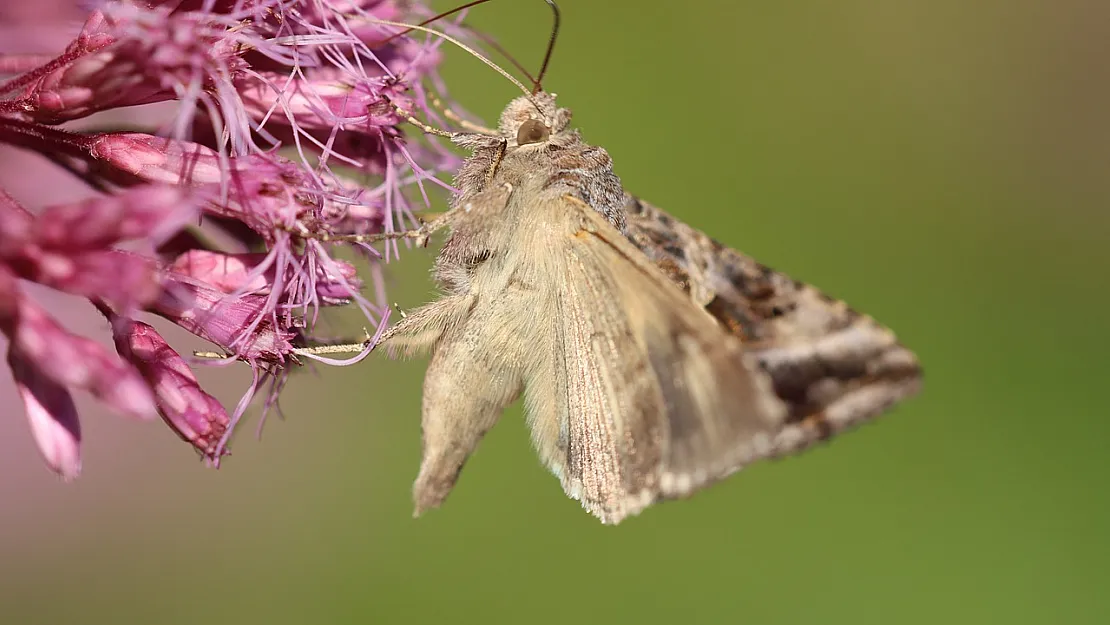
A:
113 320 229 459
34 185 198 250
10 348 82 480
0 275 157 421
9 248 160 309
0 189 35 256
0 187 195 308
88 133 223 185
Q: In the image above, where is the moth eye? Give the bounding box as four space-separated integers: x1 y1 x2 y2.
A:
516 119 550 145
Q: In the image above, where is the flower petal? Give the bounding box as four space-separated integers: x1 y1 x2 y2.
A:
113 320 230 459
10 350 82 480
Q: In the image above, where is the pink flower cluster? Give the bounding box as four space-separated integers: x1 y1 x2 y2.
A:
0 0 472 477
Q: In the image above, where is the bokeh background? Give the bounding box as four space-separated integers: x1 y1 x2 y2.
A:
2 1 1108 623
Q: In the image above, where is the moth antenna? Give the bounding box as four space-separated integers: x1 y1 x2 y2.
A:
372 0 491 47
459 23 537 85
532 0 561 94
373 0 538 85
427 92 498 134
364 18 533 99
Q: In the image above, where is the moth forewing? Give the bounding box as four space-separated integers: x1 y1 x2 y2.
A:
546 196 790 523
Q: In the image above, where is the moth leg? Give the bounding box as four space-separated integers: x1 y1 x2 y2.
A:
378 295 475 358
412 303 525 517
482 140 507 187
407 210 455 247
329 179 513 250
310 220 446 247
408 210 447 225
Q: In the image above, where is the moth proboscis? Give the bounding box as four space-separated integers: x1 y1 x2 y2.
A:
351 7 922 525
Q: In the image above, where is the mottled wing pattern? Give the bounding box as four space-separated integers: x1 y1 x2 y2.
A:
536 195 787 524
622 196 923 455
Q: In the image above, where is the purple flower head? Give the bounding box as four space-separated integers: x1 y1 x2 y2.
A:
0 0 485 475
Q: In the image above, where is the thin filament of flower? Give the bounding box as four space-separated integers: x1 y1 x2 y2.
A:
278 18 534 103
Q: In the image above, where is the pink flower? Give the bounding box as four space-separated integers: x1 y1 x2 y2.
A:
112 319 230 461
169 249 362 304
153 275 296 365
1 186 198 309
0 0 481 476
10 349 83 481
1 296 157 421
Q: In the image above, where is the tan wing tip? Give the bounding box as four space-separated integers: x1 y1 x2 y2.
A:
412 474 455 519
412 495 444 519
576 489 658 525
412 495 440 519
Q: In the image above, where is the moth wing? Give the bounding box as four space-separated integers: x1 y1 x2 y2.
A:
534 195 787 524
622 196 922 453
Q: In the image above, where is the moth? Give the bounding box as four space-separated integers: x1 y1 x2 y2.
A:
356 11 922 525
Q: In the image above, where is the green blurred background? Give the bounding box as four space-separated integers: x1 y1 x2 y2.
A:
2 1 1108 623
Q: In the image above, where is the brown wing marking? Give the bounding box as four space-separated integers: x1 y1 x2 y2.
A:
622 196 922 456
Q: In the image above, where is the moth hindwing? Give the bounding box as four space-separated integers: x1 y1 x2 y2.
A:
377 92 921 525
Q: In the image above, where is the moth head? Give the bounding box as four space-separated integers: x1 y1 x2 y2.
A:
498 91 572 147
